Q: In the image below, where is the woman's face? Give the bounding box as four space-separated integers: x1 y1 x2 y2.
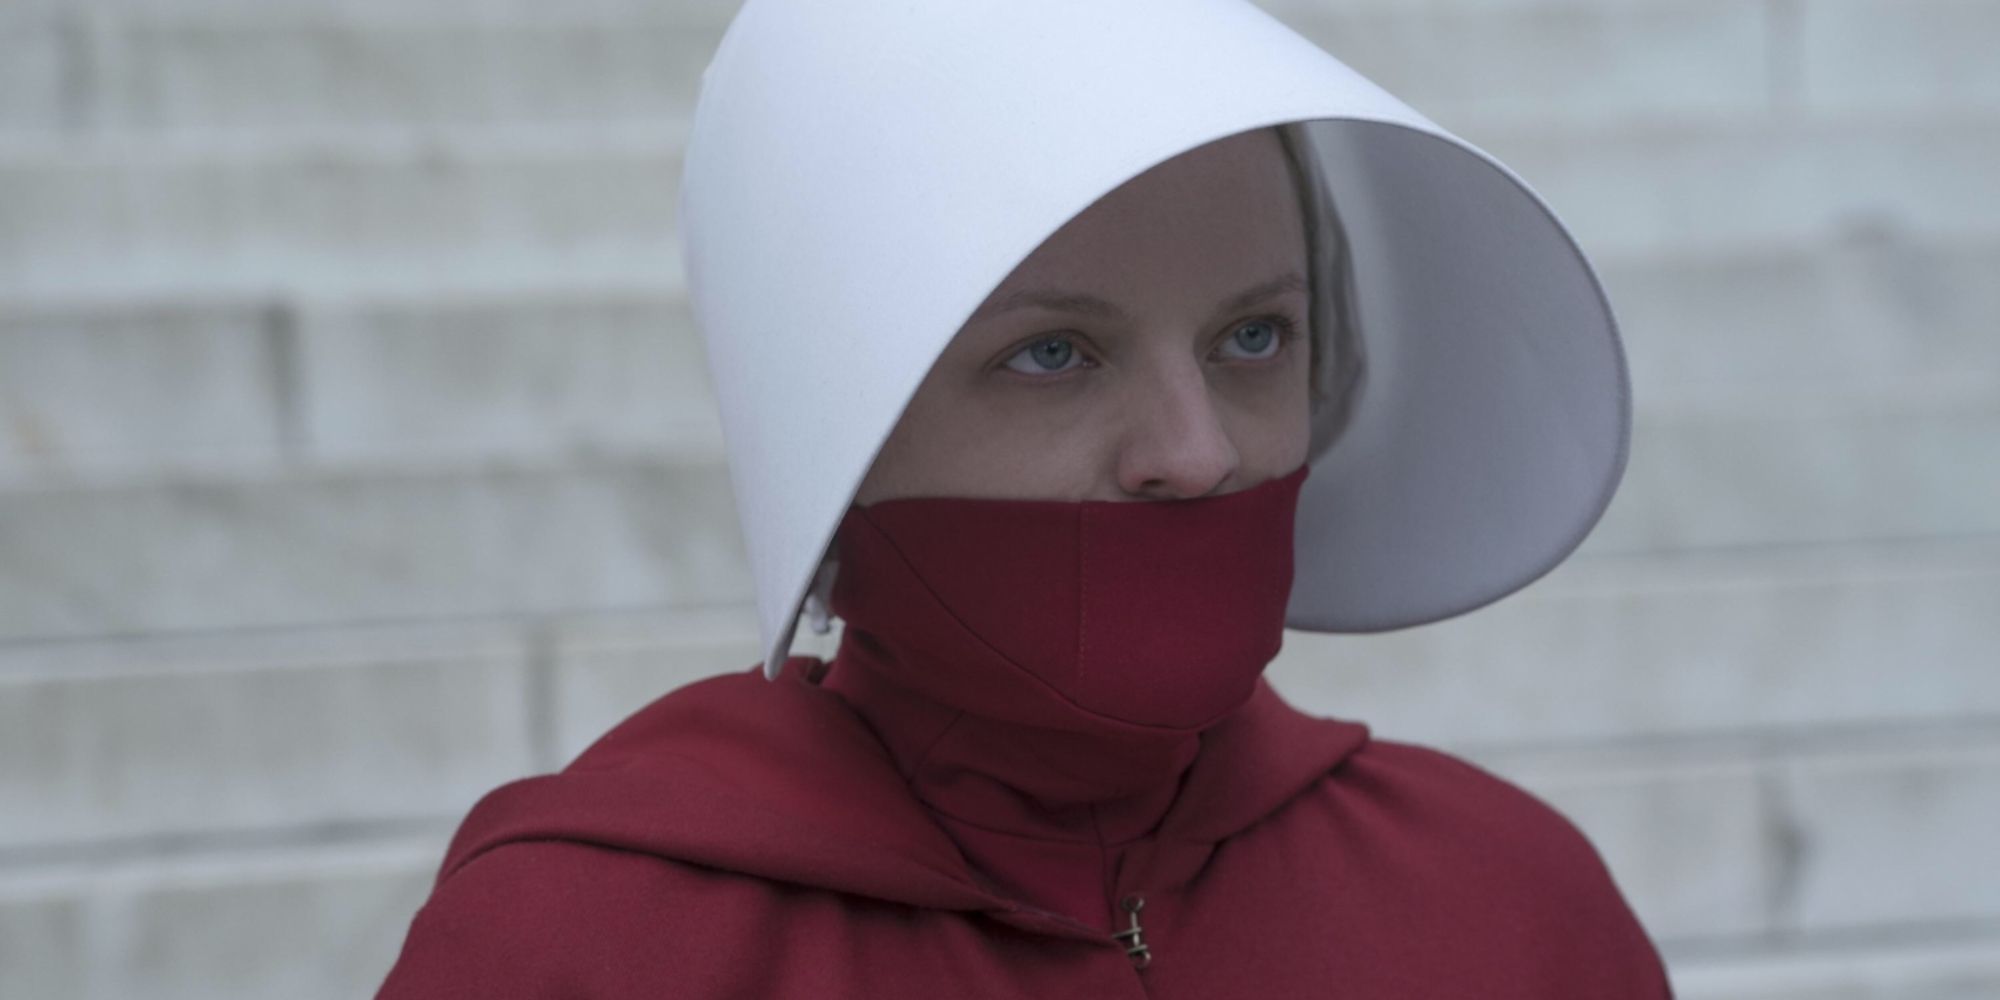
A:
854 128 1314 505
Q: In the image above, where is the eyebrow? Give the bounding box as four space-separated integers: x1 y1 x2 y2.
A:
972 271 1308 324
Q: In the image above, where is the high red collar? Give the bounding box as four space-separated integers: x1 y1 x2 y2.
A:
823 636 1199 847
822 464 1311 866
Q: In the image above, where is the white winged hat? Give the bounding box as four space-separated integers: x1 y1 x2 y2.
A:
678 0 1630 679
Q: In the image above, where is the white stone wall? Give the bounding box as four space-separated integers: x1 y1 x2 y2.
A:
0 1 1992 997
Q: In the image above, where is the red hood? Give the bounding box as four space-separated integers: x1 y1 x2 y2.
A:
429 656 1369 934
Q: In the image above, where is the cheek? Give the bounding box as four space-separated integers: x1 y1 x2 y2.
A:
957 390 1119 493
1218 363 1313 467
859 382 1115 500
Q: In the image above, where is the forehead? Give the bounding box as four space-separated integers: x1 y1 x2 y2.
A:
976 128 1308 310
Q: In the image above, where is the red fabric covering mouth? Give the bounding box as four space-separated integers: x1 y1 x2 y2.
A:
830 462 1310 734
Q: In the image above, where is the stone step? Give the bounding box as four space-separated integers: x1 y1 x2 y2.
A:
6 235 1994 480
7 0 1993 135
1485 728 2000 946
1504 754 1772 944
0 400 1992 640
0 622 533 852
1474 112 2000 259
0 18 63 133
1269 535 2000 748
7 535 1991 856
0 606 752 858
6 589 1990 953
1276 0 1770 129
0 9 726 135
1594 397 2000 554
1670 933 2000 1000
0 297 291 480
0 127 683 298
5 0 1991 136
3 110 1995 296
1792 0 2000 116
0 458 750 642
0 289 714 479
0 837 443 1000
1601 237 2000 396
294 292 724 468
0 288 725 481
548 606 762 765
0 0 1774 137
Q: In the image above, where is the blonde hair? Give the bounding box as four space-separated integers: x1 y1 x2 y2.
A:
1273 122 1366 458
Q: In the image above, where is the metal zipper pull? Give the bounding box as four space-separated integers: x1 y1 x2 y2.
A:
1114 893 1152 970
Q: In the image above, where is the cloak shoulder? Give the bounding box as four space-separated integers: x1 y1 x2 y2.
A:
375 838 764 999
1277 737 1675 997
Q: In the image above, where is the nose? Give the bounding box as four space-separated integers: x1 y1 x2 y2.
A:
1114 359 1240 499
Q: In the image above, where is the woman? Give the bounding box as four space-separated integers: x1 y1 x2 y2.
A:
378 0 1666 996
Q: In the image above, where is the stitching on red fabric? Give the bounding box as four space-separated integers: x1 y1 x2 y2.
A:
1076 504 1088 679
853 508 1222 734
912 709 968 775
918 802 1106 844
1090 804 1116 929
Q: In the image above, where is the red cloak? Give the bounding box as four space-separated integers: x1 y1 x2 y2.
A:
375 653 1671 997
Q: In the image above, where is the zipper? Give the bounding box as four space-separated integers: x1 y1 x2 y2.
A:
1113 893 1152 970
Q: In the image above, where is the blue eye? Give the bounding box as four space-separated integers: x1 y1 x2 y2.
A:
1003 336 1084 374
1217 319 1288 360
